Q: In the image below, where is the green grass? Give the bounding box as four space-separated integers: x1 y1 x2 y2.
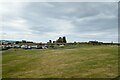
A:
2 45 118 78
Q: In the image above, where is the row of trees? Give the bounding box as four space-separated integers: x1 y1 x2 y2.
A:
48 36 67 44
56 36 67 43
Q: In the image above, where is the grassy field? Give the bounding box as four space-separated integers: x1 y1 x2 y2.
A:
2 45 118 78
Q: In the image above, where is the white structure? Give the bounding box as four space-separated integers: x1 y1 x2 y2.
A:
31 45 38 48
13 45 20 48
27 46 31 49
59 44 64 47
21 45 28 49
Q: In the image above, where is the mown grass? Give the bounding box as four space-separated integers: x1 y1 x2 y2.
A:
2 45 118 78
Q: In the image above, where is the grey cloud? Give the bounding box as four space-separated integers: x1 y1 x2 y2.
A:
73 16 117 33
3 2 118 42
23 2 117 42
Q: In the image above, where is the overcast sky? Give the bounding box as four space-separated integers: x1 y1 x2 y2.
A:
1 1 118 43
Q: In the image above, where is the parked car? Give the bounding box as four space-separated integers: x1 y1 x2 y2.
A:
31 45 38 49
13 45 21 48
21 45 28 49
59 44 64 47
0 45 9 50
42 45 48 49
